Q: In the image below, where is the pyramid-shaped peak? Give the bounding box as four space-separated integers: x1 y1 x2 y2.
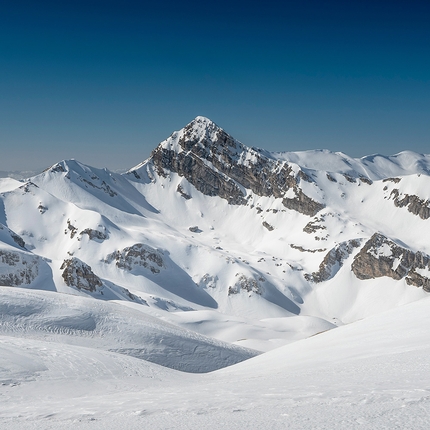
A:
184 116 222 135
191 116 218 126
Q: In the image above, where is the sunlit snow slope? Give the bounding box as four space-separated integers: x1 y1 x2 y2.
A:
1 293 430 429
1 115 430 353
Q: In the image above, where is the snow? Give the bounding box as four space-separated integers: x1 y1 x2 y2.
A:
1 291 430 429
0 288 257 373
1 116 430 428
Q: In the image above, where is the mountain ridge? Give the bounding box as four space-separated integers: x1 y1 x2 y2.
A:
1 115 430 356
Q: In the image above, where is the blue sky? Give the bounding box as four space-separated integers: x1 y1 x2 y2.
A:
1 0 429 171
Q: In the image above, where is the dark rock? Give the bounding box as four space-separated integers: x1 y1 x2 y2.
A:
343 174 356 183
383 177 401 183
80 177 117 197
0 250 40 286
177 184 191 199
306 239 361 283
80 228 108 241
351 233 430 291
359 176 373 185
60 257 102 292
262 221 274 231
142 117 324 215
303 217 327 234
65 220 78 239
11 233 26 249
390 190 430 220
47 163 66 173
38 204 48 214
228 274 263 295
290 244 327 253
189 226 201 233
283 189 325 217
105 244 165 274
19 182 38 193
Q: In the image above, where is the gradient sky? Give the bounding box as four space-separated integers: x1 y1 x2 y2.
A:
1 0 429 172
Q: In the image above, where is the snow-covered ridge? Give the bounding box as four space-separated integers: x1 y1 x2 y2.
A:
2 115 430 429
1 115 430 365
131 116 430 180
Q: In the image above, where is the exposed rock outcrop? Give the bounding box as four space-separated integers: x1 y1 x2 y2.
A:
390 189 430 220
105 244 165 274
144 117 325 215
228 274 264 296
282 189 325 217
290 244 326 253
189 226 201 233
60 257 103 292
303 217 327 234
351 233 430 291
0 250 41 286
79 228 108 241
262 221 274 231
306 239 361 283
65 220 78 239
152 147 246 205
177 184 191 200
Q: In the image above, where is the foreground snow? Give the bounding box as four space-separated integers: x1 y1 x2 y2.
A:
1 291 430 429
0 288 257 373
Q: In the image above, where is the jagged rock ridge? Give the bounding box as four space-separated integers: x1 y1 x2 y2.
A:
135 116 326 216
352 233 430 291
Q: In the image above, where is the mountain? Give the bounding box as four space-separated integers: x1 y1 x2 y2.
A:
2 116 430 428
1 116 430 354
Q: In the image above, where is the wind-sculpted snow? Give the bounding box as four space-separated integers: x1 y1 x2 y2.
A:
0 288 258 373
1 291 430 429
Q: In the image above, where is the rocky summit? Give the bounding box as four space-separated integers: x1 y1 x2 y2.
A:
1 116 430 351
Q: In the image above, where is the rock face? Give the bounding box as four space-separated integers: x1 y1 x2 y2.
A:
351 233 430 291
141 117 325 216
105 244 165 274
80 228 108 241
306 239 361 283
283 189 325 217
390 189 430 220
60 257 103 292
0 250 41 286
303 217 326 234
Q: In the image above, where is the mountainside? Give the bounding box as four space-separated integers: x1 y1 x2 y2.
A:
1 116 430 355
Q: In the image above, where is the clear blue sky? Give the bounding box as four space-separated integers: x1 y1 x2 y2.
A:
1 0 429 171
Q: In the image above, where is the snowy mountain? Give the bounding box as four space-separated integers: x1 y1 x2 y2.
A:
1 116 430 427
1 116 430 347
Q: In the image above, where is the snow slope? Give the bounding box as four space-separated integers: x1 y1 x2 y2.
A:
1 116 430 428
1 116 430 352
0 287 257 372
1 293 430 429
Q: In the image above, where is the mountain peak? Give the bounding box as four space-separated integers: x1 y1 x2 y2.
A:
182 116 224 142
192 115 216 125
